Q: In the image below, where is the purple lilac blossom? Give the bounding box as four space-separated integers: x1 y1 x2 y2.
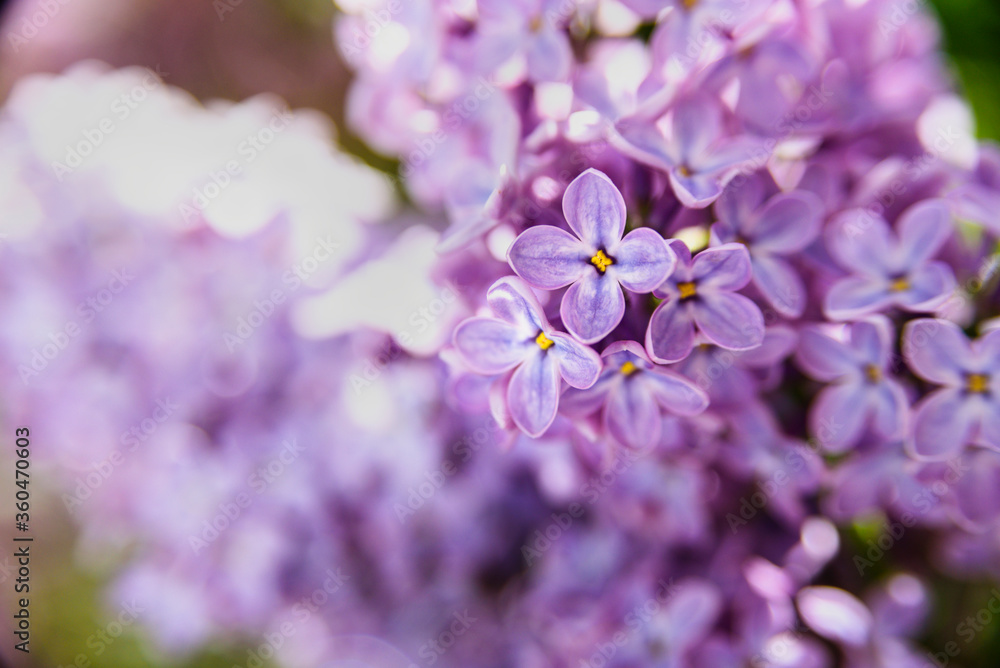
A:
647 240 766 363
507 168 676 343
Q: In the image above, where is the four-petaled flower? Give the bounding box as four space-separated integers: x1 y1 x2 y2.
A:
646 240 765 363
796 317 908 453
902 318 1000 460
453 276 602 437
560 341 709 450
824 199 956 321
507 168 676 343
712 177 824 317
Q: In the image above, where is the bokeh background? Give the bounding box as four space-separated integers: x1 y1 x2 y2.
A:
1 0 999 666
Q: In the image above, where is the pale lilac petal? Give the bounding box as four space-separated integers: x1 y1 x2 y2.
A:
611 119 678 173
605 378 661 449
559 372 617 417
902 318 970 385
810 382 869 452
561 272 626 344
507 225 589 289
669 169 724 208
662 580 722 650
526 28 572 82
751 192 823 254
851 318 892 367
823 275 893 321
797 587 873 648
507 351 561 437
951 450 1000 529
693 292 765 351
893 262 955 311
562 168 626 249
870 380 908 440
910 388 977 460
610 227 676 292
895 198 953 267
673 95 722 161
752 254 807 318
975 328 1000 367
692 243 753 290
549 332 602 389
796 328 858 381
740 326 798 367
715 174 767 231
453 317 530 374
487 276 548 334
826 211 893 276
973 396 1000 450
643 369 709 416
695 136 762 176
647 299 697 363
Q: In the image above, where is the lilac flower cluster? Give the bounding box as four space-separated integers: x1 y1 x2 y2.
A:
337 0 1000 665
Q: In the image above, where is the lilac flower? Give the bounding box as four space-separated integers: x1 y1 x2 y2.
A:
474 0 574 83
824 199 956 320
712 177 824 317
453 276 601 437
507 169 676 343
796 318 908 453
560 341 708 450
646 240 765 363
612 95 762 208
902 318 1000 460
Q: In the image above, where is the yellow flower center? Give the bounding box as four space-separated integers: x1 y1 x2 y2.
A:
864 364 882 383
682 0 698 9
967 373 990 394
535 332 555 350
677 164 693 177
529 14 543 32
590 249 614 273
620 361 638 376
889 277 910 292
677 281 697 300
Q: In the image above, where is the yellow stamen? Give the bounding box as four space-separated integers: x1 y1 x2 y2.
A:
620 361 638 376
967 373 989 394
677 164 693 177
529 14 543 32
682 0 698 9
677 281 697 300
865 364 882 383
535 331 555 350
590 249 614 273
889 277 910 292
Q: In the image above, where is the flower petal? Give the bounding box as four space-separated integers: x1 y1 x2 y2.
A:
810 382 869 453
549 332 602 389
870 380 908 440
902 318 970 386
507 350 561 437
486 276 548 334
851 318 893 368
692 243 753 291
750 191 824 254
560 272 626 344
644 368 710 416
693 292 765 351
796 327 858 381
797 587 873 648
453 317 530 374
526 27 572 82
893 262 955 312
823 275 893 321
507 225 589 289
562 168 626 249
669 169 724 208
752 254 807 318
646 299 697 363
673 95 722 162
605 378 662 449
610 227 676 292
952 449 1000 529
826 210 893 276
560 371 617 417
909 388 977 460
894 198 953 268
